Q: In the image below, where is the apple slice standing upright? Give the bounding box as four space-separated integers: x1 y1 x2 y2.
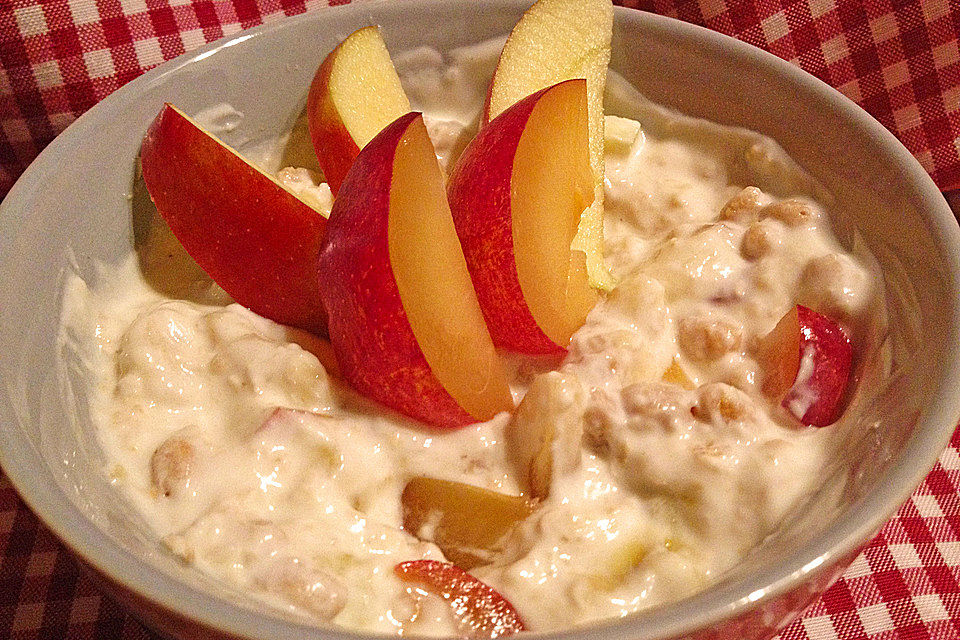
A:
448 79 598 355
318 112 514 428
485 0 614 290
140 104 329 335
307 26 411 195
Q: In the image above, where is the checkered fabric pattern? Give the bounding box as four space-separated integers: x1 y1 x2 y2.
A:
1 0 959 198
623 0 960 195
0 0 353 198
0 0 959 639
775 430 960 640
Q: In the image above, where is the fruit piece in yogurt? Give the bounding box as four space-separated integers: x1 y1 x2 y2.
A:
603 115 644 156
662 358 695 389
394 560 526 637
506 371 586 499
317 112 513 428
307 26 411 195
401 477 534 569
760 305 853 427
140 104 330 335
150 430 206 499
448 79 597 355
485 0 614 290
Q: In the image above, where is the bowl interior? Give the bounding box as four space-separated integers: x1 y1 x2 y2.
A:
1 2 959 639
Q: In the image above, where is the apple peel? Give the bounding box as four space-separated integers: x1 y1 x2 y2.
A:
318 112 513 428
448 79 598 355
140 103 328 335
485 0 614 290
307 25 411 195
761 304 853 427
394 560 526 637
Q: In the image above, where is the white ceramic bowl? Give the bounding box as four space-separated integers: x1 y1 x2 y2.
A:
2 2 960 639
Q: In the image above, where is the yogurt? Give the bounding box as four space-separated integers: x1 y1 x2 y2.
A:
63 42 882 635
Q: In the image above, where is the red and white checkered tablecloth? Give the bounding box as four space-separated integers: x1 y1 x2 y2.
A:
1 1 959 639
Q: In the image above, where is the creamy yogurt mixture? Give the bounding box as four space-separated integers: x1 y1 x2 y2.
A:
63 41 881 634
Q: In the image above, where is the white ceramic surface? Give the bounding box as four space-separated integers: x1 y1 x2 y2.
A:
2 2 960 639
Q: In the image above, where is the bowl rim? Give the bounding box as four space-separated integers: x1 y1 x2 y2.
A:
2 1 960 638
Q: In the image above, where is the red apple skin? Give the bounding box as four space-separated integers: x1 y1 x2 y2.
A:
786 305 853 427
447 83 579 356
140 104 328 335
394 560 526 637
317 112 474 428
306 26 409 197
763 305 852 427
306 56 359 196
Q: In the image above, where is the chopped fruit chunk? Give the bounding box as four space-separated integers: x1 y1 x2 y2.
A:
150 433 199 499
395 560 526 637
140 104 329 335
401 477 534 569
662 358 695 389
760 305 802 400
506 371 586 499
760 305 853 426
307 26 411 194
603 115 643 155
448 79 598 354
317 112 513 428
485 0 614 290
589 538 648 590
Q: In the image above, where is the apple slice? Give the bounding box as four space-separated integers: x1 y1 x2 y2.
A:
140 104 328 335
760 306 802 400
307 26 411 195
485 0 614 290
401 477 534 569
448 79 598 355
394 560 526 637
317 112 513 428
760 305 853 427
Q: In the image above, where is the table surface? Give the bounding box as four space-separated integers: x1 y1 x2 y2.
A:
1 1 960 639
